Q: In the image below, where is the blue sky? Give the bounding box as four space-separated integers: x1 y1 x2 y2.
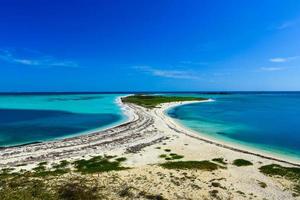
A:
1 0 300 92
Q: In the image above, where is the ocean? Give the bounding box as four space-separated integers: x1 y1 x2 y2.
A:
1 92 299 161
0 93 127 147
166 92 300 161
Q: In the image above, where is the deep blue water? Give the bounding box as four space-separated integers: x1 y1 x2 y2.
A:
0 94 126 147
167 92 300 160
1 92 300 161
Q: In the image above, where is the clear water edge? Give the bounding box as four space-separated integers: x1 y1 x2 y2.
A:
0 93 299 165
166 94 300 163
0 94 129 147
168 111 300 164
39 97 130 145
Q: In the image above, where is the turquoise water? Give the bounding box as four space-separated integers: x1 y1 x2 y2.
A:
2 92 300 161
0 94 127 147
167 92 300 160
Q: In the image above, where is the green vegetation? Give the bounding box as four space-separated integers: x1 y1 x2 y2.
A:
257 181 267 188
164 149 171 152
118 186 134 198
236 190 245 195
103 155 117 159
168 153 184 160
0 156 128 178
143 194 166 200
0 155 175 200
30 160 71 177
0 173 169 200
74 156 128 173
160 160 220 171
49 160 71 175
0 178 56 200
294 184 300 197
121 95 208 108
159 153 184 160
0 156 128 199
232 159 253 166
209 190 219 198
52 160 69 169
57 178 102 200
259 164 300 196
211 182 221 187
259 164 300 180
0 176 104 200
0 168 14 174
33 162 47 173
31 162 49 175
115 157 127 162
0 168 18 178
212 158 227 165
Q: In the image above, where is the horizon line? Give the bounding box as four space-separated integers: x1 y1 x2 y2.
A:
0 90 300 94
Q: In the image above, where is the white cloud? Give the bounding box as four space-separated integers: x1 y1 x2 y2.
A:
133 66 200 79
269 58 288 63
269 56 299 63
276 21 296 30
260 67 285 71
0 49 78 68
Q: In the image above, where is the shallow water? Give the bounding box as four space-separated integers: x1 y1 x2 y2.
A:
0 94 127 146
167 92 300 160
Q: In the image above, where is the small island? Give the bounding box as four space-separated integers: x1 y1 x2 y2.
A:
121 94 208 108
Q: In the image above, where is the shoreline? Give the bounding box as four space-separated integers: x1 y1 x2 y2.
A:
0 95 133 149
160 100 300 166
0 98 299 169
1 98 299 199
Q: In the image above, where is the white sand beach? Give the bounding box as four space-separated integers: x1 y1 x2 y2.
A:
0 98 299 199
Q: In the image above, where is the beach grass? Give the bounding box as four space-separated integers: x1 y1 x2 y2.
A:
33 162 47 173
27 156 129 176
0 176 104 200
159 160 220 171
0 177 55 200
121 95 208 108
259 164 300 196
232 159 253 166
0 168 17 178
257 181 267 188
0 174 168 200
115 157 127 162
52 160 70 169
159 154 167 158
169 154 184 160
26 160 71 177
212 158 227 165
259 164 300 181
159 152 184 160
73 156 128 173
